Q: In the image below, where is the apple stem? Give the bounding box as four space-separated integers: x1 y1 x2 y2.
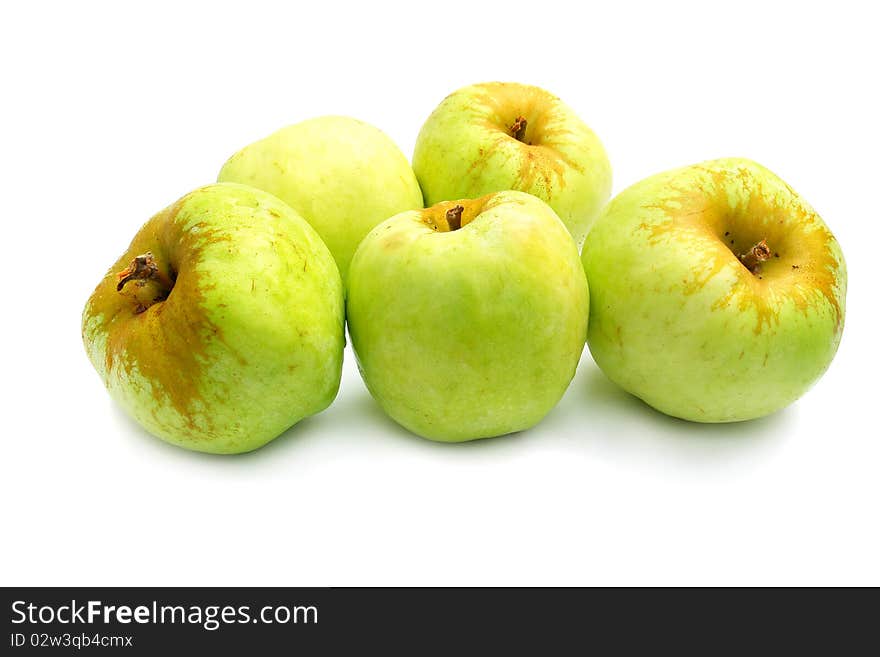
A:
445 205 464 231
510 116 528 142
739 239 772 274
116 252 171 291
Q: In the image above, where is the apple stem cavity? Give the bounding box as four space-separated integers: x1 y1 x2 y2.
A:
445 205 464 231
739 239 772 274
115 252 174 312
510 116 528 142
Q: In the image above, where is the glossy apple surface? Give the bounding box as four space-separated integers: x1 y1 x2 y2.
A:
347 191 589 441
218 115 423 281
582 158 846 422
82 183 345 453
413 81 611 245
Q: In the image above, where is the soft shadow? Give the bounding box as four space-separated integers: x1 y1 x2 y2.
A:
109 361 792 468
304 387 415 443
570 363 793 463
110 402 338 465
330 388 537 454
581 365 791 433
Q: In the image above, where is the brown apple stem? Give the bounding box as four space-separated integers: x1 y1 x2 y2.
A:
116 252 174 293
739 239 772 274
445 205 464 231
510 116 528 142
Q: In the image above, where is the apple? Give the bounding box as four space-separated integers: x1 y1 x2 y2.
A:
218 115 423 282
346 191 589 441
412 81 612 245
582 158 846 422
82 183 345 453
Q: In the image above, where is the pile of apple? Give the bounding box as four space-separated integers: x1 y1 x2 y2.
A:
82 82 847 454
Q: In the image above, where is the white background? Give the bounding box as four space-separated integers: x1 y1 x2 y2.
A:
2 1 877 586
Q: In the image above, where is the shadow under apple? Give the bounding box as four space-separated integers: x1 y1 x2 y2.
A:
110 359 793 467
337 388 539 454
567 361 794 465
110 401 331 465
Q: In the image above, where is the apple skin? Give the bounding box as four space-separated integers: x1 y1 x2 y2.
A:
582 158 846 422
412 81 612 245
82 183 345 454
218 115 423 282
346 191 589 441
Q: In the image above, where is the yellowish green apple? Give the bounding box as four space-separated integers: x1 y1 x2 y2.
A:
82 183 345 453
218 115 423 281
413 81 612 245
347 191 589 441
582 158 846 422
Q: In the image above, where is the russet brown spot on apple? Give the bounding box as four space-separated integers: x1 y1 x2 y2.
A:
462 83 585 201
84 198 244 438
639 166 843 334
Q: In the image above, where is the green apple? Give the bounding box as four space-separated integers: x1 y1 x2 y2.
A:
82 183 345 453
582 158 846 422
412 81 612 245
347 191 589 441
218 115 423 282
